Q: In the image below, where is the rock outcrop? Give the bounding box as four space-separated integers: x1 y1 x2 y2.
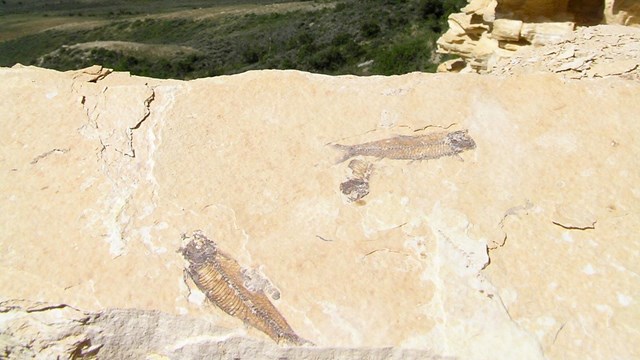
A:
486 24 640 79
1 64 639 359
0 300 434 359
437 0 640 72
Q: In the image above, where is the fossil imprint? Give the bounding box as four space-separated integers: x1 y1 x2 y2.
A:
340 159 374 202
333 129 476 163
180 231 310 346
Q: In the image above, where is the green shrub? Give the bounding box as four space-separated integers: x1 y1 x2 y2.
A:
334 3 348 12
443 0 468 15
360 21 381 38
310 46 345 71
242 46 265 64
373 36 432 75
419 0 445 19
332 32 351 46
0 0 469 77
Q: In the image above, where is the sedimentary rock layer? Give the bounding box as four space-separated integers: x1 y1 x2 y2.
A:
1 65 638 359
437 0 640 72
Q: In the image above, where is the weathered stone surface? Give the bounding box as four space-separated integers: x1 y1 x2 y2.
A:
492 19 523 41
520 21 575 45
1 66 639 359
0 300 439 359
437 0 639 72
487 25 640 79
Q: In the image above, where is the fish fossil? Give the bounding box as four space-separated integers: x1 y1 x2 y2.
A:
340 159 374 202
340 178 370 202
333 130 476 163
347 159 373 180
180 231 310 346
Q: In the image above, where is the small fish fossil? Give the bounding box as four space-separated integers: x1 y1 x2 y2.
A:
340 178 370 202
333 130 476 163
180 231 310 346
347 159 373 180
340 159 374 202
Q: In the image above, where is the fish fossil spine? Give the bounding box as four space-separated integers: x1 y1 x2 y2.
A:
333 129 476 163
180 231 310 346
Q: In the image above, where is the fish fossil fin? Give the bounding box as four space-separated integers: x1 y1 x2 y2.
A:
332 144 356 164
180 232 311 346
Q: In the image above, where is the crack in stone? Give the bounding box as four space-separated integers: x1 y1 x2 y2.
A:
71 82 161 256
24 303 78 313
552 321 567 345
125 86 156 158
30 148 69 165
551 220 596 230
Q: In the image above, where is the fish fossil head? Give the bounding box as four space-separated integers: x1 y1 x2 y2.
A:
446 130 476 152
179 231 218 265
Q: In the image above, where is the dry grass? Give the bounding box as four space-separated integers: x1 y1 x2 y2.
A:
1 0 466 78
64 41 200 57
153 1 335 21
0 15 109 42
0 0 320 41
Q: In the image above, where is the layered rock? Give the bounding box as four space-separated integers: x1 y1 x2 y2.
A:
1 66 639 359
0 300 435 359
486 24 640 79
437 0 640 72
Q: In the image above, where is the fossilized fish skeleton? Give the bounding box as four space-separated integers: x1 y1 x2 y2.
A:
333 130 476 163
180 232 311 346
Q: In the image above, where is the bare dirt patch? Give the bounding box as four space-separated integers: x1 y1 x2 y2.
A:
0 15 109 42
152 2 335 21
68 41 200 57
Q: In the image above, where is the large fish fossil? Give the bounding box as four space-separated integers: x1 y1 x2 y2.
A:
180 231 310 346
333 129 476 163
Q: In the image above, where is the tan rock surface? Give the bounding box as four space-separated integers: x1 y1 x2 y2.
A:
1 66 639 359
0 300 437 359
487 25 640 79
437 0 640 72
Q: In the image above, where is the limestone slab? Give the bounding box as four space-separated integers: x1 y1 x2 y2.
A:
1 67 639 359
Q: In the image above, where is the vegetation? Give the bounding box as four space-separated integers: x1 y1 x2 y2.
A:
0 0 466 79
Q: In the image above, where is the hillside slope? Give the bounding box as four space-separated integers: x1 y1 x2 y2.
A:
0 0 465 78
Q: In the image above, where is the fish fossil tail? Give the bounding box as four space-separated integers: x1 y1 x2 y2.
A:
180 232 311 346
332 144 355 163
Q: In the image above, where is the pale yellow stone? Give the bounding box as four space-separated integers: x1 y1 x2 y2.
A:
588 59 639 76
437 0 638 72
501 42 522 51
485 25 640 79
1 67 639 359
437 58 467 72
492 19 523 41
463 0 496 15
520 22 576 45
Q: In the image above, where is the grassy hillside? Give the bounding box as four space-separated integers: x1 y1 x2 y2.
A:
0 0 466 79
